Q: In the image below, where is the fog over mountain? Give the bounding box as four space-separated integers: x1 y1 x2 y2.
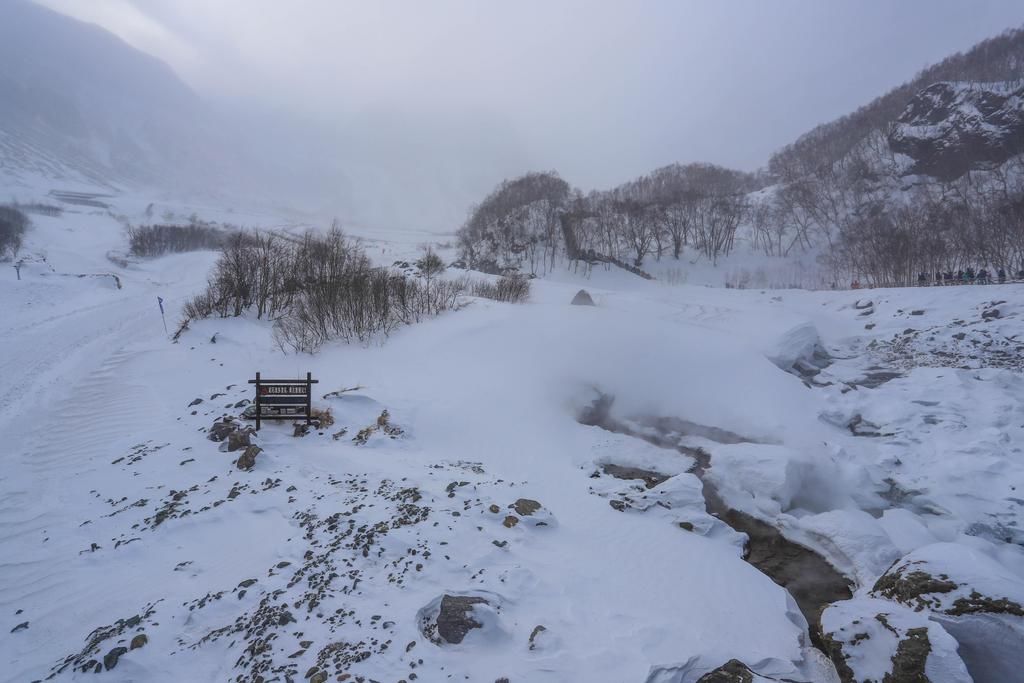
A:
10 0 1024 228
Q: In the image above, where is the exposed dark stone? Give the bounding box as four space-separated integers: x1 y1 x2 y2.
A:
225 427 254 452
883 626 930 683
854 299 874 310
188 398 203 407
10 621 28 633
436 595 487 644
502 515 519 528
511 499 542 516
235 445 262 471
819 630 859 683
208 418 239 442
873 568 957 611
602 464 669 489
528 624 547 650
129 633 148 650
103 646 128 671
947 590 1024 617
848 414 892 438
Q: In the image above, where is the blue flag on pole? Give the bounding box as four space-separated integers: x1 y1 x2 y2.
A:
157 296 164 315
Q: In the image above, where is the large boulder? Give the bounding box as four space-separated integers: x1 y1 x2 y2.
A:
418 593 504 646
436 595 486 644
224 427 254 452
235 445 261 471
207 418 239 442
888 82 1024 180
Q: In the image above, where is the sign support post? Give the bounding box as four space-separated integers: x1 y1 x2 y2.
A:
254 371 261 431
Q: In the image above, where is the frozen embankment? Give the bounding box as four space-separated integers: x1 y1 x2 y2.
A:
578 393 853 649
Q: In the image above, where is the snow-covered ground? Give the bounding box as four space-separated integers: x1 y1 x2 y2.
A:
3 197 1024 682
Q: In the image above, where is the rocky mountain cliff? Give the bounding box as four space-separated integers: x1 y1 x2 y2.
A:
888 81 1024 180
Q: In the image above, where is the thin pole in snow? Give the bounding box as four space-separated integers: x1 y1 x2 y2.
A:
157 296 168 334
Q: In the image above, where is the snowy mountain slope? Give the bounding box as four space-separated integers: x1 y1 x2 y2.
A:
3 202 1024 681
0 1 531 230
0 0 231 195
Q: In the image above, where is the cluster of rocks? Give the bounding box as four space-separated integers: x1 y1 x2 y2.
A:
865 300 1023 373
183 478 432 682
51 604 158 676
208 417 262 470
490 497 554 530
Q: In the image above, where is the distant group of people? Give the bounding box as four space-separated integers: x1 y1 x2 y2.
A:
916 267 1022 286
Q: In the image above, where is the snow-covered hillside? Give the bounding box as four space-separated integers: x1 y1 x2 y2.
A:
3 199 1024 682
0 0 233 196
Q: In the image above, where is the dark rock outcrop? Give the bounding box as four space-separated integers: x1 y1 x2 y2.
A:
225 427 254 452
435 595 487 644
873 567 958 611
601 464 669 489
889 82 1024 180
511 498 542 516
235 445 262 471
103 646 127 671
885 626 931 683
208 418 240 442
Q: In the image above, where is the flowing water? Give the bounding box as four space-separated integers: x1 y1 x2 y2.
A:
579 394 852 649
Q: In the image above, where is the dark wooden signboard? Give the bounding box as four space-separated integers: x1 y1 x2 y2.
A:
248 372 318 430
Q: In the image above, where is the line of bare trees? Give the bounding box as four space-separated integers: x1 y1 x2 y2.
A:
754 130 1024 287
127 222 238 257
0 205 29 260
183 226 470 351
456 164 753 275
182 225 529 352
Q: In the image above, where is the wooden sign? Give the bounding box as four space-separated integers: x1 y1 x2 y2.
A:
248 372 318 430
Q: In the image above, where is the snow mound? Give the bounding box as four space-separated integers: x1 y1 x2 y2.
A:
706 443 853 519
762 322 830 382
800 510 902 588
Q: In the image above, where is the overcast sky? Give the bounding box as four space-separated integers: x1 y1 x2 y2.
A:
35 0 1024 191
